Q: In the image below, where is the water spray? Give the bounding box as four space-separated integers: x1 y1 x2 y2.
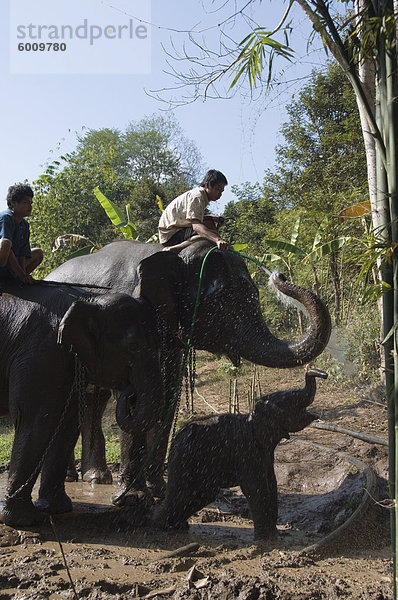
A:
231 249 309 318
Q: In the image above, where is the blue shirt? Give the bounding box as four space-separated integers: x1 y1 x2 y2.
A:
0 209 31 279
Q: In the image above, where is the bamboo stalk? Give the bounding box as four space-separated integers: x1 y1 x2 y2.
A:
385 30 398 591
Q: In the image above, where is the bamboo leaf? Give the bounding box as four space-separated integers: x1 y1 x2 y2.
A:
156 195 164 212
232 243 248 251
382 319 398 345
312 218 329 250
230 29 293 90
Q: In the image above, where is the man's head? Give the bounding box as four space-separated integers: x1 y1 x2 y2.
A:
6 184 34 218
200 170 228 202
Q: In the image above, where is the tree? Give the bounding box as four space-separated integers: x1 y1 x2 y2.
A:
31 115 204 274
124 114 202 186
223 181 276 248
266 62 368 323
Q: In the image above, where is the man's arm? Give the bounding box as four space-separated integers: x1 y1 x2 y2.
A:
191 219 229 251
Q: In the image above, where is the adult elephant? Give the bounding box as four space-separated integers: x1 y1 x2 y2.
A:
0 279 163 527
48 239 331 499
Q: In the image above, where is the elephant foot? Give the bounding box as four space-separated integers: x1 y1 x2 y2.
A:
112 477 153 507
253 527 278 545
36 490 73 515
82 468 113 485
146 476 166 499
0 497 47 528
151 504 189 531
65 466 79 482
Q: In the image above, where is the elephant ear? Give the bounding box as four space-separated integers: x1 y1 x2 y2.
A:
135 252 183 338
58 300 101 374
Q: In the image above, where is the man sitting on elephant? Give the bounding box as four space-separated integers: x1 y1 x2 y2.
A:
159 169 229 253
0 183 43 284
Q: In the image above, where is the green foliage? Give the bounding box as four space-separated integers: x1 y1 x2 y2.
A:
94 187 138 239
223 181 276 251
320 303 381 384
231 28 294 89
31 114 203 276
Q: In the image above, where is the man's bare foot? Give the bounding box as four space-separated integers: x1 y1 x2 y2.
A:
162 246 181 253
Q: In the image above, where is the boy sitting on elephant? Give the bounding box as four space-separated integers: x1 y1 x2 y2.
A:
158 169 229 253
0 183 43 284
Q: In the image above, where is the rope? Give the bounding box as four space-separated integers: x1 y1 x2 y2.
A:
110 246 218 506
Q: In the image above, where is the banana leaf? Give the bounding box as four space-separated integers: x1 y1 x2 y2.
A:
67 245 95 260
94 187 127 227
263 239 306 257
304 237 351 262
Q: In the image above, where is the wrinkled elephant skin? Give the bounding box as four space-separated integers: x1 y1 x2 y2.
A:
153 369 327 540
0 281 162 527
48 240 331 498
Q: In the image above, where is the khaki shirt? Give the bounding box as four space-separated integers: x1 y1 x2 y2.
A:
158 187 209 243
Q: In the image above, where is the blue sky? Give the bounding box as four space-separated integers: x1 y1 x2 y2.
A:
0 1 325 214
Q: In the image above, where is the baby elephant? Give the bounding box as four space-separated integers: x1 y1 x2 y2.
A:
153 368 327 540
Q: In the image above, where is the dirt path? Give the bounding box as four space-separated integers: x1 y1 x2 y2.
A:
0 362 393 599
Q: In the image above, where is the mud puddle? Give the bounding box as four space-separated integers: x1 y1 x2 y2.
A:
0 435 392 599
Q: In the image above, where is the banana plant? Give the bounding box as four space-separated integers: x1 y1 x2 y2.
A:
258 217 350 283
94 187 138 239
51 233 101 260
256 216 350 326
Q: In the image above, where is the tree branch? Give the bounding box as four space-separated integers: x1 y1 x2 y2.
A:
294 0 386 166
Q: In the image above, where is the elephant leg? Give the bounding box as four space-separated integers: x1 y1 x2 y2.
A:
2 369 74 527
154 483 219 530
144 347 183 498
1 411 64 527
144 424 169 498
80 388 112 484
66 450 79 482
117 346 183 502
241 466 278 541
117 429 149 501
37 396 80 515
1 427 47 527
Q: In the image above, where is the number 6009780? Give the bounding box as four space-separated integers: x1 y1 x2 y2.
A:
18 42 67 51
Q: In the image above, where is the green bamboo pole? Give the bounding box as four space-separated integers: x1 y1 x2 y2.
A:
385 27 398 593
375 1 396 592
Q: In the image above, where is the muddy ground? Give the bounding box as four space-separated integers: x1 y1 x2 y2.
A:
0 358 393 599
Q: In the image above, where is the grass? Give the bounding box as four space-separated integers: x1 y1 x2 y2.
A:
0 418 14 464
0 419 121 466
74 433 121 464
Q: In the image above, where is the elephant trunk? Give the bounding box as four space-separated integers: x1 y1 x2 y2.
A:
116 371 162 433
301 368 328 406
236 273 331 368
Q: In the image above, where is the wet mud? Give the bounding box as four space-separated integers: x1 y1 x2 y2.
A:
0 366 393 598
